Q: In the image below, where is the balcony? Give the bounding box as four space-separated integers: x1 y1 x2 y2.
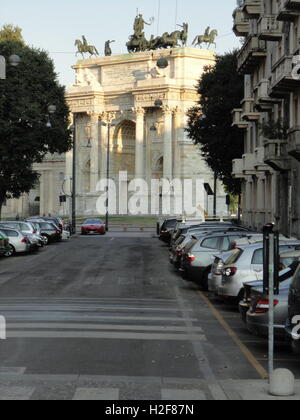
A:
243 153 256 174
254 147 269 170
288 127 300 161
233 8 250 37
232 108 248 128
264 139 289 172
232 159 245 178
278 0 300 21
269 56 300 97
254 79 280 111
257 15 283 41
237 36 267 75
241 0 262 18
241 98 261 121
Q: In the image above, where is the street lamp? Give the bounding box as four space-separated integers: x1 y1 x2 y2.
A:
0 54 21 80
70 115 78 235
45 104 57 128
100 120 116 232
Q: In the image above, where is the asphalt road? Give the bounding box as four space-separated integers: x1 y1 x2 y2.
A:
0 233 297 400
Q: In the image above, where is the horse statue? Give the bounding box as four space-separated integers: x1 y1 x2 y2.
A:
176 22 189 46
126 34 149 53
192 29 218 49
75 37 99 58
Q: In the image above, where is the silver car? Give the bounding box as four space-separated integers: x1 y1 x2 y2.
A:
218 241 300 302
246 279 292 339
0 221 40 249
208 250 236 294
180 231 257 289
239 250 300 323
0 227 32 256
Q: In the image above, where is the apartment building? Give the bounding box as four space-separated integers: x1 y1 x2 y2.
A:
232 0 300 237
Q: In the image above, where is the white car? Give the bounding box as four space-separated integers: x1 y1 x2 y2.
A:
0 228 32 257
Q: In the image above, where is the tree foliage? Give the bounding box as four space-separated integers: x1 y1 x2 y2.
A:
186 51 244 195
0 24 24 44
0 37 72 213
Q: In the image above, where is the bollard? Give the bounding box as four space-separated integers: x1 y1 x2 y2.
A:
269 369 295 397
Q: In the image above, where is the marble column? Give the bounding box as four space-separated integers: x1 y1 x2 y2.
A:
89 113 100 192
162 106 173 181
173 107 182 179
100 113 108 180
135 107 145 179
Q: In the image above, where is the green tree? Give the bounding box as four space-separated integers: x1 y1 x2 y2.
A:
0 24 24 44
0 39 72 217
186 50 244 195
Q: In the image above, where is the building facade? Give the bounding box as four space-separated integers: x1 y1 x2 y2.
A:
2 47 228 219
232 0 300 236
65 47 228 217
1 154 66 219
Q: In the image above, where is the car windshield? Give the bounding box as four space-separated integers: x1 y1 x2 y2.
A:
84 219 103 225
40 223 56 230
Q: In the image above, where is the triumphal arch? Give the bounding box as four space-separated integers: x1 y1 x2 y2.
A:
65 45 227 216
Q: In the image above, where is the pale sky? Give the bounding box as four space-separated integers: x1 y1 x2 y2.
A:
2 0 241 87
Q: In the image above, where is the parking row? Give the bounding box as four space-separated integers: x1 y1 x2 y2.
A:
158 217 300 357
0 216 71 258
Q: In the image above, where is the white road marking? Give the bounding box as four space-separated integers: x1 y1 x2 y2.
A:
73 387 119 401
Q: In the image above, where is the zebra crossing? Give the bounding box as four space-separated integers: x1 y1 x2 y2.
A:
0 297 205 342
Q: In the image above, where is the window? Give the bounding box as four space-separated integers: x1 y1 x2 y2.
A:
201 237 220 250
252 249 263 265
220 237 231 251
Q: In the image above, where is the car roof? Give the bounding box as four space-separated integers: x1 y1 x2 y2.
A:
280 250 300 258
237 240 300 250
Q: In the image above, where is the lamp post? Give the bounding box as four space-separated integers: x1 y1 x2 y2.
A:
0 54 21 79
70 115 77 235
100 119 116 232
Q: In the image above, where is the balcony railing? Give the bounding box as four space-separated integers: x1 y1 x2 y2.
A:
254 79 279 111
288 127 300 161
269 55 300 97
257 15 283 41
237 36 267 74
254 147 269 169
264 138 289 171
278 0 300 21
241 98 261 121
232 108 248 128
241 0 262 17
233 8 250 37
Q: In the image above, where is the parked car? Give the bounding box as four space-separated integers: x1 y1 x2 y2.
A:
0 221 40 250
239 251 300 323
180 231 257 289
171 221 248 246
208 250 236 294
0 227 33 256
0 231 9 257
33 221 62 244
286 264 300 354
246 279 292 339
27 216 63 233
158 218 178 243
218 241 300 303
81 219 106 235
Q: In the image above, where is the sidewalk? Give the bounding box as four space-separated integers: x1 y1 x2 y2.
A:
220 379 300 400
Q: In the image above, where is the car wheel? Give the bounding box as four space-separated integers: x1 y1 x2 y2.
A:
4 245 15 257
42 235 49 245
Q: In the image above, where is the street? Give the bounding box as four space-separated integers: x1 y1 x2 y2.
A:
1 232 298 400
